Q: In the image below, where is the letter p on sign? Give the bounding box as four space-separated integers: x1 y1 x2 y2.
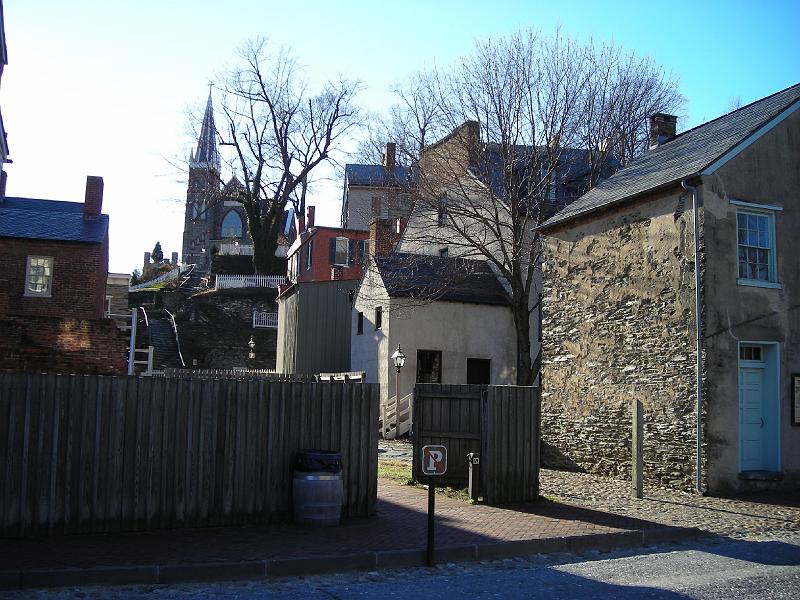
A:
421 445 447 476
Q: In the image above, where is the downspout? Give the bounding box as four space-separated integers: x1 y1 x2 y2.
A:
681 179 703 495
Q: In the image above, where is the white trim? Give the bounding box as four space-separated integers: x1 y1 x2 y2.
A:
24 255 53 298
735 206 779 285
729 199 783 212
737 279 782 289
702 99 800 175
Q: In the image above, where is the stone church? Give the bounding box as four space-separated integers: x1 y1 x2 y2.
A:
182 92 250 270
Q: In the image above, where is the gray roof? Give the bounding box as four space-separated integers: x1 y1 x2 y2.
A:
375 253 509 306
345 164 413 187
0 197 109 243
541 83 800 229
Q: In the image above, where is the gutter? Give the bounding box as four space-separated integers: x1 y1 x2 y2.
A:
681 179 704 495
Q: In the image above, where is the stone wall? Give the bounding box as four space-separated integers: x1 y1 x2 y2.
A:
175 288 279 370
541 187 701 491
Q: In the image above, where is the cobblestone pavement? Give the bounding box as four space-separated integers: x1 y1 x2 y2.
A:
378 438 800 537
378 438 414 464
539 469 800 538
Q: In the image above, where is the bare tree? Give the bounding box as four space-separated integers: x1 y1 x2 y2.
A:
357 70 449 166
388 30 682 385
201 39 360 273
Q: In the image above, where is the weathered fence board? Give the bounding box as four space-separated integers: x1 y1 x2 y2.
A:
0 373 378 538
413 384 538 505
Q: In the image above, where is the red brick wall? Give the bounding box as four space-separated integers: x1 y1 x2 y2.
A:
296 227 369 283
0 316 128 375
0 237 108 319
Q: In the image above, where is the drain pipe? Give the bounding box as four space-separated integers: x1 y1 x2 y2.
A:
682 179 703 495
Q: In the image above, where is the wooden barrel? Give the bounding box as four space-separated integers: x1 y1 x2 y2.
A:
293 450 343 526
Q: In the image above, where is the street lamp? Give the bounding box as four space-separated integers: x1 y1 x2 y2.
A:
390 345 406 425
248 335 256 361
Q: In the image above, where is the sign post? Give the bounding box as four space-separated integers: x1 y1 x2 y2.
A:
421 444 447 567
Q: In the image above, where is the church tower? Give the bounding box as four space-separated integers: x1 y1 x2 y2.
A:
182 91 221 269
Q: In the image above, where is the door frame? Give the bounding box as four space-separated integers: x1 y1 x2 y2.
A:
737 341 781 473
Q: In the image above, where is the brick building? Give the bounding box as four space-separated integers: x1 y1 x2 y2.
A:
0 177 128 374
285 206 370 284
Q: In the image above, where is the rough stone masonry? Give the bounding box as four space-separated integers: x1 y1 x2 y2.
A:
540 189 702 492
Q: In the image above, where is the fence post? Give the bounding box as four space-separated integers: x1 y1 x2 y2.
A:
127 308 138 375
632 398 643 499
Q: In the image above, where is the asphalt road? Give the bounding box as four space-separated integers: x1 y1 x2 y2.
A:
11 532 800 599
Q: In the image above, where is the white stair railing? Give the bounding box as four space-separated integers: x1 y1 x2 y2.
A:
380 392 413 439
252 311 278 328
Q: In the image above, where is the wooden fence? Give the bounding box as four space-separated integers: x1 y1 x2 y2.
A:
156 368 317 381
412 384 539 505
0 373 378 538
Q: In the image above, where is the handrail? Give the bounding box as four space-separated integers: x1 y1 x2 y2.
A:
129 268 180 291
164 308 186 368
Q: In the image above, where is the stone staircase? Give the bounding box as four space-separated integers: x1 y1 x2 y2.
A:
178 264 209 296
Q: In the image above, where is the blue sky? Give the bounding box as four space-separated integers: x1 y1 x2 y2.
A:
3 0 799 273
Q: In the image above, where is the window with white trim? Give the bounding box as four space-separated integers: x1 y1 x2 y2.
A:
736 208 778 285
25 256 53 297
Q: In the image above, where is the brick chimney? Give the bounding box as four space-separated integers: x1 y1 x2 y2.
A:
382 142 396 171
369 218 405 258
649 113 677 149
306 205 315 228
83 176 104 220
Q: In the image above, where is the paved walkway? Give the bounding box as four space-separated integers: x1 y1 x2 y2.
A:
381 438 800 538
0 441 796 589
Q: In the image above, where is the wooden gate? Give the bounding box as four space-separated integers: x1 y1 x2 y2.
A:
412 384 539 505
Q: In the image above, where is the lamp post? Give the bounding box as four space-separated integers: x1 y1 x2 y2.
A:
390 344 406 436
248 335 256 365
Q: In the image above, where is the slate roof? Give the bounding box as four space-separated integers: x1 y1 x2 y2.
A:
374 253 509 306
345 164 414 187
541 83 800 230
0 197 109 243
477 144 619 199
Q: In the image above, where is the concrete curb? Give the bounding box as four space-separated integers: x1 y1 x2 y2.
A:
0 527 703 591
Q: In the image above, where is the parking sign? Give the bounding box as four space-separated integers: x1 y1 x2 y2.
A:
421 445 447 476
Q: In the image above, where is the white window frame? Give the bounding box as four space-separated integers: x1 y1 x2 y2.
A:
733 200 781 289
25 255 54 297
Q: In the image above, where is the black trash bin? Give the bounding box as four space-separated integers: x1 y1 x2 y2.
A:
293 449 343 526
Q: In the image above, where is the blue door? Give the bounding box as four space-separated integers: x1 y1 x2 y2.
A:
739 366 764 471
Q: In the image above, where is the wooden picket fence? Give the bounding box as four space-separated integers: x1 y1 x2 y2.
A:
0 373 378 538
412 384 539 505
157 368 316 381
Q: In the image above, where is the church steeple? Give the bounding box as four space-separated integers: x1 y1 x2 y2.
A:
190 90 220 172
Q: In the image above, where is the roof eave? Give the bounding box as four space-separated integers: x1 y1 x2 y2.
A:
538 178 690 233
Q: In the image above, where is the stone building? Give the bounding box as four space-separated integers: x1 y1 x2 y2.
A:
539 83 800 494
181 92 250 270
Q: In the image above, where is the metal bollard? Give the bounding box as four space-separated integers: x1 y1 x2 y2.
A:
467 452 481 501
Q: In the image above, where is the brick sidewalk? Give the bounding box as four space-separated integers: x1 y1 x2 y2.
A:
0 478 683 575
